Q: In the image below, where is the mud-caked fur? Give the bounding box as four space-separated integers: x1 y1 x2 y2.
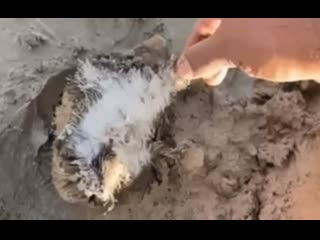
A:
51 36 184 209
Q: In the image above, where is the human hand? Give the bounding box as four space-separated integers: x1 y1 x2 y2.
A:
176 18 320 85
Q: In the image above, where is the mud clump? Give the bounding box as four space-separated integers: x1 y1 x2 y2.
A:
16 20 55 51
17 30 48 51
181 146 204 173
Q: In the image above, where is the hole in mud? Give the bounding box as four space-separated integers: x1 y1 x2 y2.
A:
34 67 77 177
36 67 76 131
266 162 275 169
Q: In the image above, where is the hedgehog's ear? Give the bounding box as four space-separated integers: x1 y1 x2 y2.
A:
133 35 170 65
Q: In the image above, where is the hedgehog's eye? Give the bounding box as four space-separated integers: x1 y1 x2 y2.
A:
59 147 79 162
106 151 116 160
66 156 79 161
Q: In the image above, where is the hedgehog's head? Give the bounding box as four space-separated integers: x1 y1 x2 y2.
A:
52 124 132 209
51 35 185 210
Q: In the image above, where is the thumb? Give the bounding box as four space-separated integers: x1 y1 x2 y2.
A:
176 35 232 85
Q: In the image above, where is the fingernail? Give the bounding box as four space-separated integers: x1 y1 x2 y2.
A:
176 55 193 80
204 68 228 86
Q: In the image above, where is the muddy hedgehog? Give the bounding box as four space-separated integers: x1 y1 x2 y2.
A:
51 35 188 210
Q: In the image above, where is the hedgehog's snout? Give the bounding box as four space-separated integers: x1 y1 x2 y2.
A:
88 194 110 208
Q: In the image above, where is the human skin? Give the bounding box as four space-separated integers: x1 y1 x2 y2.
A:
176 18 320 85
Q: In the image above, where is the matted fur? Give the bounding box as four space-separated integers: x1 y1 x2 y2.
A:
51 36 183 208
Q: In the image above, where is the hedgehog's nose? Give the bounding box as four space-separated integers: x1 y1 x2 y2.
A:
88 195 100 208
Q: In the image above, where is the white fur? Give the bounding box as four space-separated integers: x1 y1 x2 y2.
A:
70 60 175 178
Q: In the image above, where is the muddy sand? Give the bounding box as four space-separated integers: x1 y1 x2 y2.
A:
1 18 320 220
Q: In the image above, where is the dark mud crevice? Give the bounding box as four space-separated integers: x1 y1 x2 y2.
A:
0 96 81 219
0 65 82 219
36 67 76 129
252 185 264 220
34 67 76 182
